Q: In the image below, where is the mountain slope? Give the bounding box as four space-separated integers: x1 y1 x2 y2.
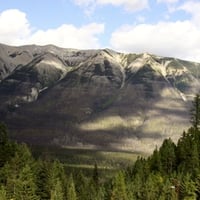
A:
0 43 200 153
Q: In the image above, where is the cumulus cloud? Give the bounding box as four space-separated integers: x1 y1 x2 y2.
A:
110 21 200 62
0 9 104 49
0 9 30 44
73 0 148 13
28 23 104 49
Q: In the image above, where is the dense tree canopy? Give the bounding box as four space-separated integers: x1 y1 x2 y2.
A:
0 94 200 199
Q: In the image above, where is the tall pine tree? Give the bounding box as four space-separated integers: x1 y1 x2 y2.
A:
190 94 200 130
110 171 128 200
67 174 77 200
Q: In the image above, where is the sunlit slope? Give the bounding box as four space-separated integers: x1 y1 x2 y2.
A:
0 43 200 153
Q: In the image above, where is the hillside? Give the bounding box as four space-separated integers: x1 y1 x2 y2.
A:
0 43 200 153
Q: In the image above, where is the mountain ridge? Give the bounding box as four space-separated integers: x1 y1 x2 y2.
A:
0 43 200 153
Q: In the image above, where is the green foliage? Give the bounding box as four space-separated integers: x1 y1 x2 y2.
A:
159 138 176 174
14 164 39 200
110 171 128 200
35 160 51 199
190 94 200 130
0 186 7 200
67 174 77 200
0 93 200 200
50 179 64 200
177 128 200 176
179 173 197 200
0 122 16 168
92 163 99 190
150 147 162 173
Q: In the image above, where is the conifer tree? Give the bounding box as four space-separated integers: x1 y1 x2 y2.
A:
3 144 37 200
159 138 176 174
160 178 177 200
189 142 199 177
14 164 38 200
0 186 7 200
50 179 64 200
75 171 91 200
177 129 199 175
110 171 128 200
35 160 51 199
92 162 99 190
129 174 143 199
45 160 66 199
143 174 160 200
190 94 200 130
195 173 200 200
179 173 197 200
67 174 77 200
0 122 16 168
150 147 162 172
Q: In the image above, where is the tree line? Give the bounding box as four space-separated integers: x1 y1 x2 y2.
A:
0 94 200 199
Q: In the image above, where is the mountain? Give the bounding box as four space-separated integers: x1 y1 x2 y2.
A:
0 43 200 153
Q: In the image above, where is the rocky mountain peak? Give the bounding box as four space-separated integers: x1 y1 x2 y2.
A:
0 43 200 153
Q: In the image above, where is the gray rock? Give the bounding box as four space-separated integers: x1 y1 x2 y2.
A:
0 44 200 153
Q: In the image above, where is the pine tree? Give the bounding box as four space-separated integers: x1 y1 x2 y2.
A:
159 138 176 175
35 160 51 199
195 173 200 200
110 171 128 200
190 94 200 130
142 173 164 200
0 186 7 200
92 162 99 190
14 164 39 200
67 174 77 200
3 145 37 200
129 174 143 199
177 129 200 176
3 143 36 199
189 142 199 177
150 147 162 173
50 179 64 200
0 122 16 168
179 173 197 200
75 171 91 200
49 160 66 189
159 178 177 200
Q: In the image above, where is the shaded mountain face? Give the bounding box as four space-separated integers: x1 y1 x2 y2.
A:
0 43 200 153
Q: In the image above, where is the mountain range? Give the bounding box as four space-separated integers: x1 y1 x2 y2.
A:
0 43 200 153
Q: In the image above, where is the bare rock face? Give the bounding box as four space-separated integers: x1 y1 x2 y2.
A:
0 43 200 153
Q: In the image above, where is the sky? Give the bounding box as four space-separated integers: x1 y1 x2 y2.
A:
0 0 200 62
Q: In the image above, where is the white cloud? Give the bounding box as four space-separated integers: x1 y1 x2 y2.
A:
97 0 148 12
157 0 179 4
110 21 200 62
179 1 200 25
0 9 30 44
0 9 104 49
28 23 104 49
73 0 148 13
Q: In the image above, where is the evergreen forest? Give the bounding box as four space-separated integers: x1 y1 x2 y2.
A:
1 94 200 200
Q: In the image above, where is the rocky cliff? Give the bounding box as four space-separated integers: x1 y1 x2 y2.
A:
0 43 200 153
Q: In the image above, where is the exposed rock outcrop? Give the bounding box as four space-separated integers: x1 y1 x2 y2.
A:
0 43 200 153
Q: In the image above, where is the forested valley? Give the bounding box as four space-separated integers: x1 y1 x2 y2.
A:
1 94 200 200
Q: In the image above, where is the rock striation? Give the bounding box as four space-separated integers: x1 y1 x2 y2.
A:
0 43 200 153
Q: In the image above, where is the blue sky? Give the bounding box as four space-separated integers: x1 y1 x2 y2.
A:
0 0 200 62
